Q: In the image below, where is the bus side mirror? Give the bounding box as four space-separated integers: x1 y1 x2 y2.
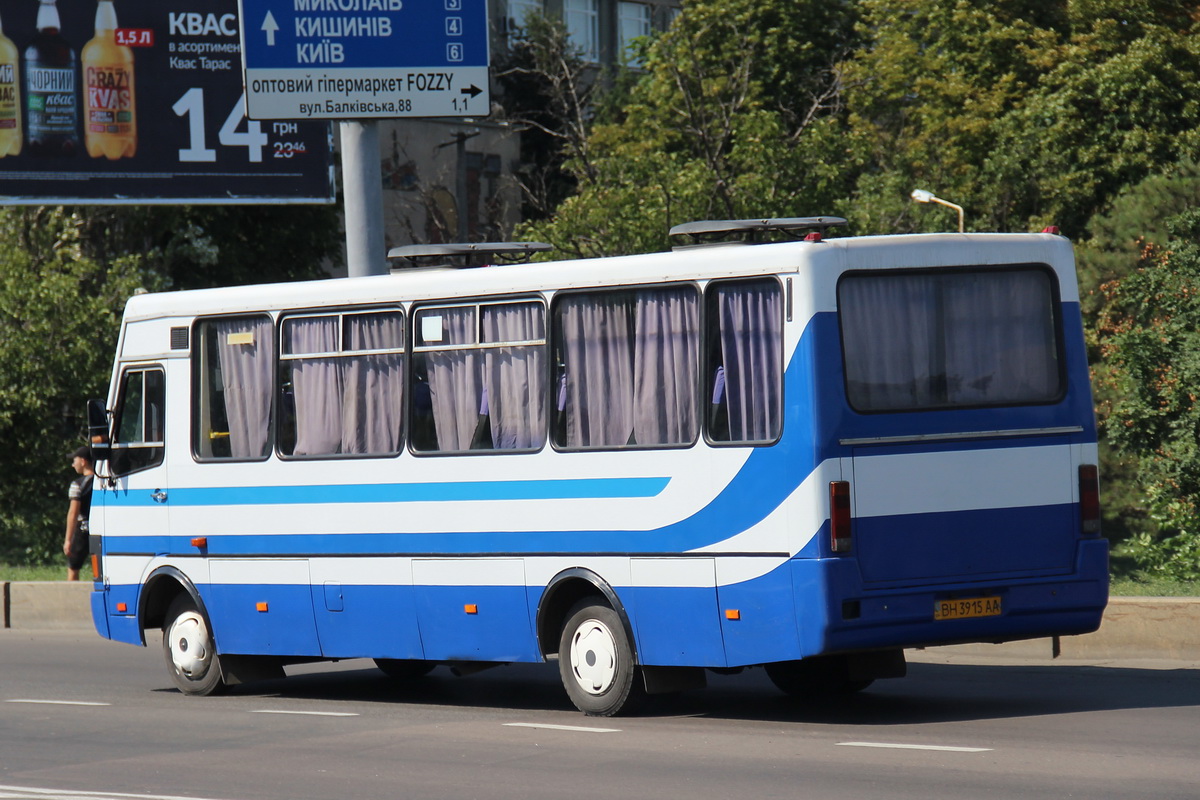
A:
87 398 111 460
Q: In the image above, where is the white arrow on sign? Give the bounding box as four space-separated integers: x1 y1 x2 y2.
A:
262 11 279 45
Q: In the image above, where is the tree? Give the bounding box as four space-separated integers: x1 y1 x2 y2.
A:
0 208 151 564
517 0 859 257
1097 209 1200 579
839 0 1067 233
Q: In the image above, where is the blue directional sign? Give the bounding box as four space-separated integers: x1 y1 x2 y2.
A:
237 0 489 120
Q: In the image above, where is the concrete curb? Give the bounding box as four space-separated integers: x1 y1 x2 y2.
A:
3 581 94 630
3 583 1197 662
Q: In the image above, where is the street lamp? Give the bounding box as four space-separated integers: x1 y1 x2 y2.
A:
910 188 964 233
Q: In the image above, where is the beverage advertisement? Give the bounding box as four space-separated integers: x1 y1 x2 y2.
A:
0 0 333 204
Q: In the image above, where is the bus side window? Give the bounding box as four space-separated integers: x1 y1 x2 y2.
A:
706 279 783 444
552 286 699 450
193 316 274 461
279 309 405 458
110 367 165 476
412 300 546 454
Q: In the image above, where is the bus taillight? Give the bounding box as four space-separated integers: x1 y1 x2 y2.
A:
830 481 852 553
1079 464 1101 535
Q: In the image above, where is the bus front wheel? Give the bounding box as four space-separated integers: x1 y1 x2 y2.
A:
162 594 226 696
558 601 644 716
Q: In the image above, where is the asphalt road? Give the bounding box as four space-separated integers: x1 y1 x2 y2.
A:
2 630 1199 800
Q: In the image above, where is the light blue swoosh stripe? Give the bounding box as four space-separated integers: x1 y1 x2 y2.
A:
110 477 670 507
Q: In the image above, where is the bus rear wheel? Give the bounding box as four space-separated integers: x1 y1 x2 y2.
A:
162 594 226 696
558 601 644 716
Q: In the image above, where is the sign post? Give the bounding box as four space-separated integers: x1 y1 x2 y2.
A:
237 0 490 276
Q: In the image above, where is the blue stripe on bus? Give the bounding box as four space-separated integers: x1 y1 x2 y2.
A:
108 475 672 507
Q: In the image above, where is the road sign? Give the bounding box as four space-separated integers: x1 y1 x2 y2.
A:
237 0 490 120
0 0 333 205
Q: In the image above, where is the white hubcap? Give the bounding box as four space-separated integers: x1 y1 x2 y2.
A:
569 618 618 695
169 611 212 680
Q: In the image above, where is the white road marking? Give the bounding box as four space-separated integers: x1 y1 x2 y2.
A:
249 709 359 717
503 722 621 733
5 700 110 707
837 741 992 753
0 786 235 800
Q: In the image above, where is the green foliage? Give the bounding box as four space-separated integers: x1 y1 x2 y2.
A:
518 0 858 256
842 0 1067 232
0 208 152 565
1098 209 1200 578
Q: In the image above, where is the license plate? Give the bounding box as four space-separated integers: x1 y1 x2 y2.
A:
934 596 1002 621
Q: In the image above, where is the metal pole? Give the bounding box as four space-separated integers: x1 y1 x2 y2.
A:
340 120 386 277
456 132 469 242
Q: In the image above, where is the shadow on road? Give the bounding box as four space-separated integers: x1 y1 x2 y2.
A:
207 657 1200 725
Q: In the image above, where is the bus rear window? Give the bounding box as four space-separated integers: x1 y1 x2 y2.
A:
838 266 1063 413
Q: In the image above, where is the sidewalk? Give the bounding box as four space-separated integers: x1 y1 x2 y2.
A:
4 581 1198 663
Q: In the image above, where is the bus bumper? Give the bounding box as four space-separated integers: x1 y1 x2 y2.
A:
796 537 1110 657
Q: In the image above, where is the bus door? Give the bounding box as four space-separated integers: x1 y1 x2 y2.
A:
101 365 170 588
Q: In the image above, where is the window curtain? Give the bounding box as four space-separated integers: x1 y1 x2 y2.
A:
215 317 274 459
426 307 483 451
343 313 405 454
943 272 1058 404
285 317 343 456
559 295 635 448
839 275 938 411
840 271 1058 411
633 288 699 445
719 284 782 441
482 304 545 449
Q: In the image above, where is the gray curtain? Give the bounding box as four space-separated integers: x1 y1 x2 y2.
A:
286 317 343 456
718 283 782 441
215 317 274 459
426 306 483 451
633 288 699 445
559 288 699 448
482 303 546 449
561 295 635 448
840 270 1057 411
343 313 405 454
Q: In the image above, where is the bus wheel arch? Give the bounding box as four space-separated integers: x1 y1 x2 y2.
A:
536 568 636 662
138 567 207 645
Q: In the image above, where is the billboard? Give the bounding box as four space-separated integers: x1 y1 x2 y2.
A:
0 0 333 205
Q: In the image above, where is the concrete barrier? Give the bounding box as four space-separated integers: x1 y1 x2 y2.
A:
3 584 1198 663
932 597 1200 662
3 581 93 631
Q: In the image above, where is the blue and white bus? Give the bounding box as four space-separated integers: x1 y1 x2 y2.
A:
87 218 1108 715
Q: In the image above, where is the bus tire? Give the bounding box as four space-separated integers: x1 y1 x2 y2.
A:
374 659 435 680
765 656 873 697
558 601 644 716
162 594 226 696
